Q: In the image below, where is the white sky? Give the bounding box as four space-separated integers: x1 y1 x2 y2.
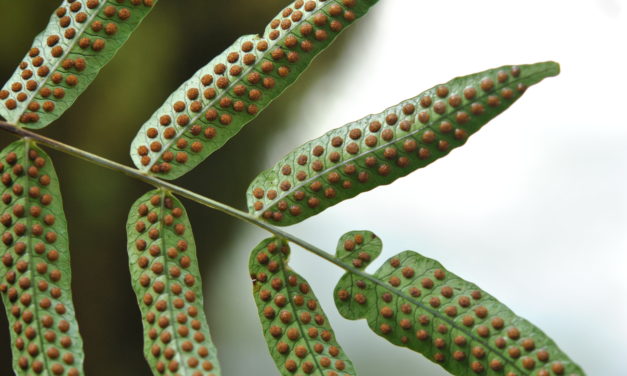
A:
209 1 627 375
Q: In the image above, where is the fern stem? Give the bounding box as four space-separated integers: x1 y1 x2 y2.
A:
0 120 384 285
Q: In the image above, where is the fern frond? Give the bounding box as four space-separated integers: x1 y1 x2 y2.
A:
0 0 157 129
333 231 585 376
246 62 560 225
250 237 357 376
130 0 379 179
0 140 85 375
126 189 221 376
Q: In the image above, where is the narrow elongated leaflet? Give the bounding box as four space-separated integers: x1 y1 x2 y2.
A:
333 231 585 376
130 0 379 179
126 189 221 375
0 0 157 129
0 140 85 375
247 62 560 226
250 237 357 376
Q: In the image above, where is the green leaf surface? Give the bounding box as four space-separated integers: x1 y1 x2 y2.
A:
0 140 85 375
0 0 157 129
333 231 584 376
126 189 221 376
130 0 379 179
250 237 357 376
246 61 560 226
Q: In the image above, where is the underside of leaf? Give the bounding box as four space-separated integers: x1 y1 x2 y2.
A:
126 189 221 376
246 61 560 226
333 231 584 376
0 140 85 375
249 237 357 376
0 0 157 129
130 0 379 179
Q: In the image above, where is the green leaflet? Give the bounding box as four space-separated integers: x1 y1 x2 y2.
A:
250 237 357 376
126 189 221 376
0 140 85 375
0 0 157 129
333 231 585 376
130 0 379 179
246 62 560 226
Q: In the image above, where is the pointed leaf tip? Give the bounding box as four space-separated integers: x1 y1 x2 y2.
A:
247 61 559 226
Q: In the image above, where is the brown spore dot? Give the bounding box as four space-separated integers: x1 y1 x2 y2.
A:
381 129 394 141
497 70 509 83
508 346 521 359
47 35 60 47
507 327 520 340
43 101 55 112
495 337 507 349
481 78 494 91
421 277 433 289
431 269 445 280
177 114 190 126
367 121 381 133
285 359 297 372
420 132 437 146
431 101 446 115
502 87 514 99
537 350 550 362
118 8 131 20
522 357 536 370
79 37 92 49
362 135 378 148
416 329 429 341
254 40 268 52
491 317 505 329
522 338 535 351
461 315 474 327
91 38 106 51
105 22 118 35
385 113 398 125
5 99 17 110
474 306 488 318
551 362 564 374
456 111 469 125
470 103 485 116
440 286 453 298
464 87 477 100
429 297 441 308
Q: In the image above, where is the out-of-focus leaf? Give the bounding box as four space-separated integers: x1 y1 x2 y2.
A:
0 140 85 375
126 189 221 376
250 237 357 375
247 62 560 226
130 0 379 179
333 230 585 376
0 0 157 129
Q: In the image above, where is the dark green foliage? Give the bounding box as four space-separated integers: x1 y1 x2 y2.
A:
247 62 560 226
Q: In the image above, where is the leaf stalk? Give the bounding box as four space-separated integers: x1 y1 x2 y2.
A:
0 120 381 283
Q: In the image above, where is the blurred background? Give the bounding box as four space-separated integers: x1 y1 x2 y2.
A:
1 0 626 375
